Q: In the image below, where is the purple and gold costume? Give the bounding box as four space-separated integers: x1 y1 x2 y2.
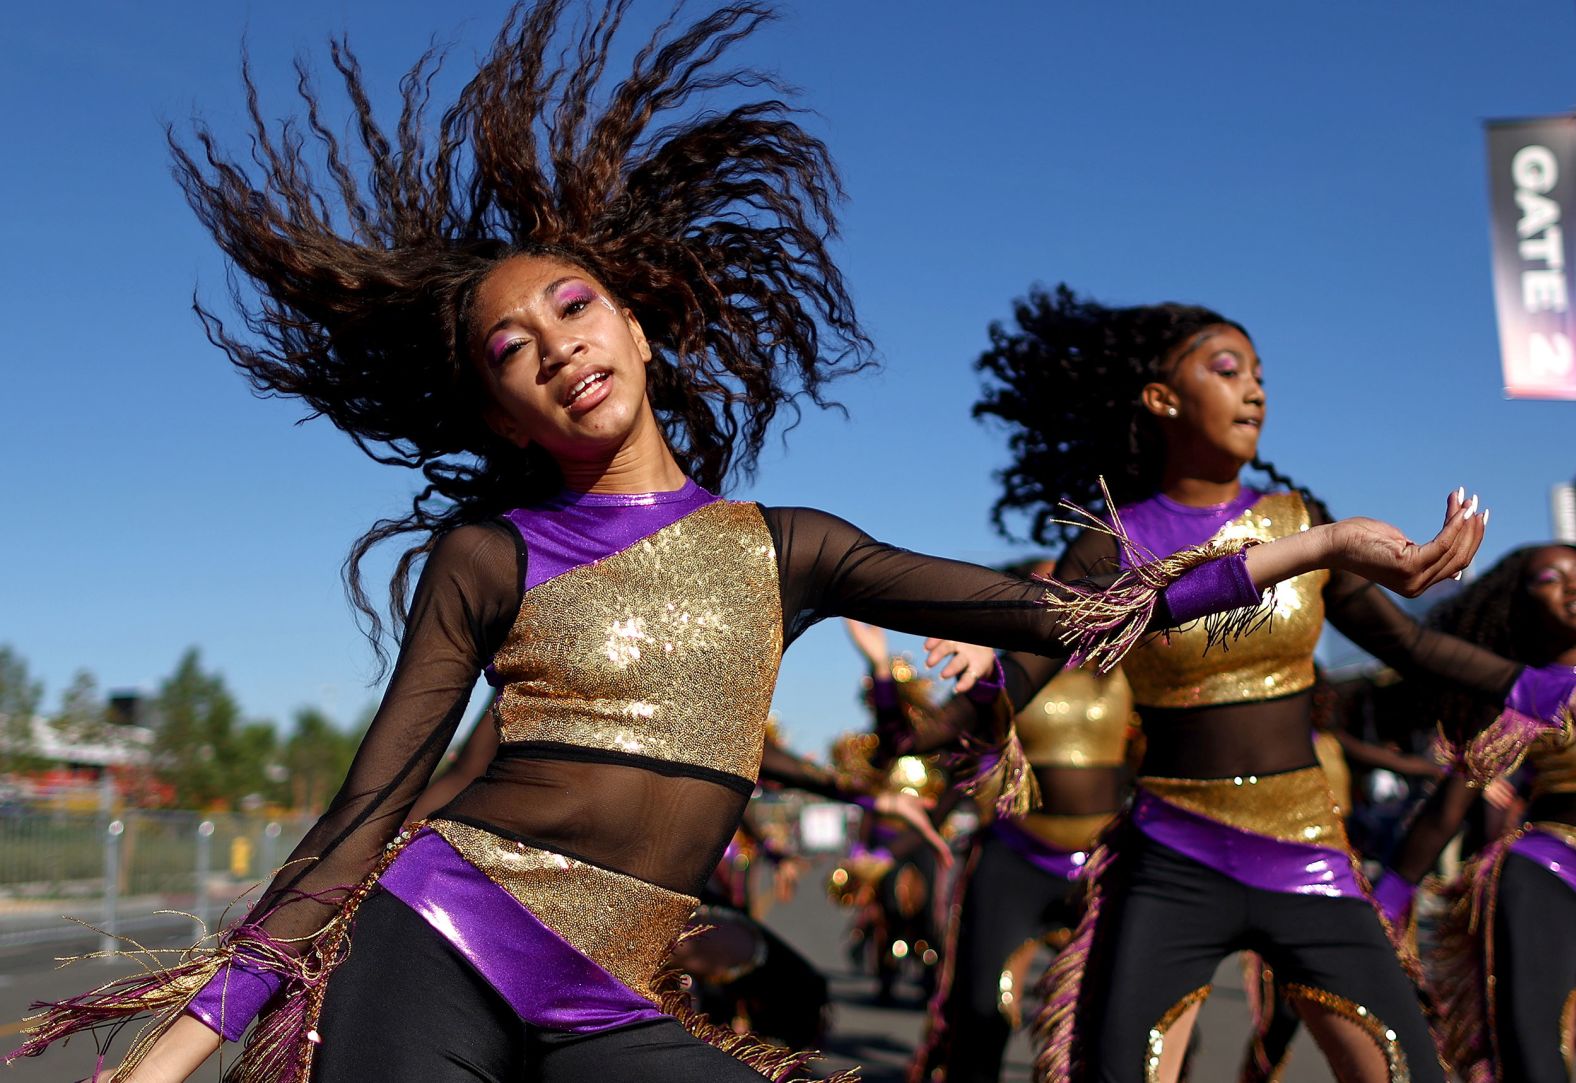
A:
14 481 1272 1083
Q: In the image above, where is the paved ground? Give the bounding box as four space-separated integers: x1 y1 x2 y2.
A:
0 862 1341 1082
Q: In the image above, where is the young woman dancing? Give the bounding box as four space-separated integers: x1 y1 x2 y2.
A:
7 10 1482 1082
1359 543 1576 1082
959 286 1573 1083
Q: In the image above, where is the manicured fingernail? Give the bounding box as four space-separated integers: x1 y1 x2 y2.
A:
1455 486 1465 504
1465 494 1479 518
1481 509 1490 528
1454 570 1464 581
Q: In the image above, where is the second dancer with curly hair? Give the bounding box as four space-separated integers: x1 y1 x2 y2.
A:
963 286 1573 1083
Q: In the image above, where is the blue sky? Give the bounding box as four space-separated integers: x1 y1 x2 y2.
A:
3 2 1572 758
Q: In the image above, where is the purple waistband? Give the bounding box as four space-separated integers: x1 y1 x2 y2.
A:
988 819 1087 881
1510 828 1576 896
1131 792 1362 898
848 842 894 863
379 831 667 1033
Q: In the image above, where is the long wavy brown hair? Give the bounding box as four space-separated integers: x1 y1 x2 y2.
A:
171 1 872 670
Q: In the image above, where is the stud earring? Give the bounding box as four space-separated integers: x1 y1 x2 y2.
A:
1166 407 1178 417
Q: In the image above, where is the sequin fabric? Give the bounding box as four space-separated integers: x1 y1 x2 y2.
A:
1016 666 1134 768
490 500 782 780
1283 984 1410 1081
1122 492 1328 709
1529 726 1576 798
1137 767 1345 847
429 819 696 1001
1014 812 1115 853
1145 985 1211 1083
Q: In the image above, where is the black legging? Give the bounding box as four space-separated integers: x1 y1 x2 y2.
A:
1078 831 1441 1083
939 830 1080 1083
1493 851 1576 1083
312 890 770 1082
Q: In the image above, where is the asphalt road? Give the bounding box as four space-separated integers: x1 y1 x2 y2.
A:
0 864 1340 1082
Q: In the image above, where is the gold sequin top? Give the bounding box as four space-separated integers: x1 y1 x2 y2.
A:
1016 665 1135 768
1122 491 1329 709
490 500 783 782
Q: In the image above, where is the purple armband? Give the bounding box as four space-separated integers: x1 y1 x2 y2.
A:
964 658 1006 706
870 677 898 711
852 794 878 812
1370 871 1418 928
1161 551 1262 625
186 949 284 1041
1507 665 1576 724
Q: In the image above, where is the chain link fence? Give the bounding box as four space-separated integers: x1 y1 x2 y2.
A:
0 808 314 951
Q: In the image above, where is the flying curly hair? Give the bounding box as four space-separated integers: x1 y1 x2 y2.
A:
972 284 1325 546
170 0 871 669
1421 544 1576 737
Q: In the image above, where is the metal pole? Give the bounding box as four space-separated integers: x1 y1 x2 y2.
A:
261 820 281 878
100 819 123 959
195 819 215 938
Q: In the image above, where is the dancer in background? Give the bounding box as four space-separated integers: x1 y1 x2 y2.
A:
897 604 1140 1083
7 9 1486 1079
959 285 1571 1083
1359 543 1576 1082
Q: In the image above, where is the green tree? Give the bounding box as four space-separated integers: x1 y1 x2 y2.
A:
153 649 244 808
232 720 283 810
283 707 358 813
51 669 109 746
0 645 44 774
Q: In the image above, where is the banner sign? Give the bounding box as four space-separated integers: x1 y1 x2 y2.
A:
1486 116 1576 400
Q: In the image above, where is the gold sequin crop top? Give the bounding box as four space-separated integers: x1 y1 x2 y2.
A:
1015 665 1135 768
1121 491 1329 709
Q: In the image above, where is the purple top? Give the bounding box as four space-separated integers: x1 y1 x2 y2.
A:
1506 664 1576 724
1115 488 1263 568
506 479 719 592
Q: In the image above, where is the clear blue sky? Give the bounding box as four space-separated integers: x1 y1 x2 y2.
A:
3 2 1572 758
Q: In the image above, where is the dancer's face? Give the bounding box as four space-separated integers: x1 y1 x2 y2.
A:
468 254 654 463
1523 545 1576 643
1144 324 1265 475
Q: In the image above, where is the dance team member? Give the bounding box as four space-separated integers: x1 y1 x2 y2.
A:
906 632 1138 1083
1364 544 1576 1082
958 285 1569 1083
8 12 1484 1081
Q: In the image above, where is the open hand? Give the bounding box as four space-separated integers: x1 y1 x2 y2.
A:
1326 488 1486 597
921 638 998 694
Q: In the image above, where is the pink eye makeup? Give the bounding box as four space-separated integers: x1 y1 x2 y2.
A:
1208 353 1241 375
487 332 531 366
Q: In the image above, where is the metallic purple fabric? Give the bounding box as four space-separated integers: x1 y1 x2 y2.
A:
1510 827 1576 896
1115 488 1262 568
186 953 284 1041
1370 871 1419 926
1131 791 1362 898
1163 552 1261 625
965 658 1006 705
1506 664 1576 723
378 831 667 1033
989 818 1087 881
504 479 718 593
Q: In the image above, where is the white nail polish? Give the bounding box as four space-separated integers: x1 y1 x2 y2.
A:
1481 509 1490 528
1455 486 1465 504
1465 494 1479 518
1454 570 1464 581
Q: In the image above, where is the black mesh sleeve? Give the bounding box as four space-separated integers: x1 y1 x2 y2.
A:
243 521 523 944
758 738 863 802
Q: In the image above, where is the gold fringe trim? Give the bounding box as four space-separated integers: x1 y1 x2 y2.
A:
1039 479 1272 675
653 964 859 1082
1144 985 1211 1083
